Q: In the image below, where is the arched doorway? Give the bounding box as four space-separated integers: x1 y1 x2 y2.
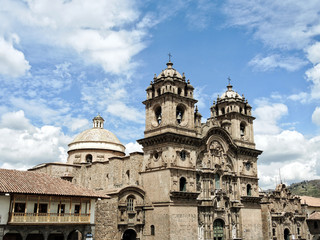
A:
122 229 137 240
67 230 82 240
284 228 290 240
213 219 225 240
26 233 44 240
3 232 22 240
48 232 64 240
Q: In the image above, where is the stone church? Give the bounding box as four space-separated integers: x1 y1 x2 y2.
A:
29 61 308 240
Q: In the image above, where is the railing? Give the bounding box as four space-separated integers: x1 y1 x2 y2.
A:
9 212 90 224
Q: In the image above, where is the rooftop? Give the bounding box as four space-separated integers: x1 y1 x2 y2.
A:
0 168 108 198
299 195 320 207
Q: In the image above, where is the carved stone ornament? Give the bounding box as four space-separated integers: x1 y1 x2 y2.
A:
209 141 224 157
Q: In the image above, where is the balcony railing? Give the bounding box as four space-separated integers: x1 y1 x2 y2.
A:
8 212 90 224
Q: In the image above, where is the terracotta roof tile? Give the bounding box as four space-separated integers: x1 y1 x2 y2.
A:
309 212 320 220
0 168 108 198
299 196 320 207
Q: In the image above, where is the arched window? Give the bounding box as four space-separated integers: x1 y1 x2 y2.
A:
240 123 246 137
180 150 186 161
179 177 187 192
178 88 182 95
155 106 162 125
284 228 290 240
315 221 319 229
151 225 155 236
127 197 134 211
176 106 184 124
157 88 161 96
215 174 220 189
247 184 252 196
272 228 276 236
221 108 225 115
86 154 92 163
126 170 130 182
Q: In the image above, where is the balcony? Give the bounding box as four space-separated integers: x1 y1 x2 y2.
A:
8 212 90 224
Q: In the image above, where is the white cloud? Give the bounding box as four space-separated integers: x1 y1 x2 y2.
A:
0 111 71 169
312 107 320 125
125 142 143 155
253 101 288 135
0 36 30 77
249 54 307 72
253 101 320 189
306 63 320 99
224 0 320 50
307 42 320 64
0 0 152 76
287 92 309 103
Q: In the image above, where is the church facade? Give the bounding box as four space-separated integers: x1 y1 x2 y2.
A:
29 61 308 240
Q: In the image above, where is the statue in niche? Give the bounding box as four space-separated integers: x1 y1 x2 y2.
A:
209 141 224 166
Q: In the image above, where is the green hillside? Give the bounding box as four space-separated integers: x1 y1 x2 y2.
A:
288 179 320 197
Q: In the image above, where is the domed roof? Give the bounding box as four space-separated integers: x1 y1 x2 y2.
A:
71 128 122 144
68 115 125 153
156 61 183 80
220 84 242 100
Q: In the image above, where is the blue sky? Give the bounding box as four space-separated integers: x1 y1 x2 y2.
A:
1 0 320 189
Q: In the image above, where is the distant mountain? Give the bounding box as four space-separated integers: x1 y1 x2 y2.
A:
288 179 320 198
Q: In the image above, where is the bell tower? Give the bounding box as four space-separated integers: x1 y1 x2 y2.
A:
210 82 255 148
143 61 197 138
138 60 200 239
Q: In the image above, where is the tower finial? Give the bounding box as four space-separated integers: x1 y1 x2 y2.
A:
228 76 231 86
168 52 172 62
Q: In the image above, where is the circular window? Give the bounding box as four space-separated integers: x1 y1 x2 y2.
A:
180 150 186 161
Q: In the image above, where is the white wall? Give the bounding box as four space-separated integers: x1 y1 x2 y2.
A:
0 195 11 224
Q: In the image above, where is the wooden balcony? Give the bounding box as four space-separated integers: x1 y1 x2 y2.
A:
8 212 90 224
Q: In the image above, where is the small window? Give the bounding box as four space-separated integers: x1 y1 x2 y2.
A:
74 205 80 214
176 106 184 124
157 89 161 96
215 174 220 189
221 108 225 115
155 107 162 125
245 162 251 171
14 203 25 213
240 123 245 137
154 152 159 160
86 154 93 163
151 225 155 235
57 204 65 214
127 197 134 211
247 184 252 196
297 227 300 235
315 221 318 229
180 150 186 161
272 228 276 236
178 88 182 95
34 203 48 213
179 177 187 192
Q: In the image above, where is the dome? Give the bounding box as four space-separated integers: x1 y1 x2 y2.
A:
220 84 242 100
68 115 125 153
156 61 183 80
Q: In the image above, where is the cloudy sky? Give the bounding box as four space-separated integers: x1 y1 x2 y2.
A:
1 0 320 190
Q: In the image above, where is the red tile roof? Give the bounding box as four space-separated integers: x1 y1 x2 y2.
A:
0 168 108 198
309 212 320 220
299 196 320 207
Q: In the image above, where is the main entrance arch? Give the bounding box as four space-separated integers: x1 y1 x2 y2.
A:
213 219 225 240
284 228 290 240
122 229 137 240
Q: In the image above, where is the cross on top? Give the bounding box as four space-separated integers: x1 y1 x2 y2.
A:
228 76 231 85
168 53 172 62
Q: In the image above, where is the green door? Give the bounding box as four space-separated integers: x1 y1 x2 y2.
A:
213 219 224 240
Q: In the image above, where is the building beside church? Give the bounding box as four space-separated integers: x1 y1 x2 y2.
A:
25 60 309 240
0 168 104 240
